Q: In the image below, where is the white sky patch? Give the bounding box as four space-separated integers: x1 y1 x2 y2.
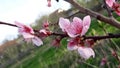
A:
0 0 70 44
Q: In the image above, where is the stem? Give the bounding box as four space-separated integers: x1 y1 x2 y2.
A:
103 0 113 17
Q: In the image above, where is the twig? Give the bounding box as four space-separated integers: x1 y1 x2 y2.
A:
103 0 113 17
0 21 17 27
83 33 120 41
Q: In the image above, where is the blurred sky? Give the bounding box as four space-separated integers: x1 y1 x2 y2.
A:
0 0 70 44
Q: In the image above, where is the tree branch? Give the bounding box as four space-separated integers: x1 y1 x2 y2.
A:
83 33 120 41
65 0 120 29
0 21 120 41
0 21 17 27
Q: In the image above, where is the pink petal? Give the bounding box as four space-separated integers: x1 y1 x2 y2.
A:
78 47 95 60
15 21 34 34
32 36 43 46
21 32 34 39
67 39 78 50
106 0 115 7
66 17 83 38
39 29 47 35
67 45 78 50
24 38 32 42
66 25 78 38
72 17 83 33
81 15 91 36
15 21 25 28
59 17 70 32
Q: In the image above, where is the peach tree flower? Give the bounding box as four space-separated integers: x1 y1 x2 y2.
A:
59 15 91 38
59 16 94 60
15 21 43 46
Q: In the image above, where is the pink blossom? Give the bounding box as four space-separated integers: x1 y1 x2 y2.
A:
59 17 70 32
59 15 91 38
67 38 95 60
106 0 115 7
59 15 93 59
15 21 43 46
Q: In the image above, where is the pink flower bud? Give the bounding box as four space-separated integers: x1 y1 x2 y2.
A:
47 0 51 7
43 21 49 28
100 57 107 66
52 38 61 47
112 50 117 57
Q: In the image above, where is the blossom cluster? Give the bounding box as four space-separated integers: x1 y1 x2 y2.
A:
14 0 120 61
15 15 95 60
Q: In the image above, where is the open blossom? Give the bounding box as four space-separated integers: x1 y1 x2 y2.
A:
15 21 43 46
59 15 91 38
59 15 94 60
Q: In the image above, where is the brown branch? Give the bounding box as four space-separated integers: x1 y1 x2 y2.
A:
51 32 120 41
0 21 120 41
65 0 120 29
83 33 120 41
51 32 68 37
0 21 17 27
